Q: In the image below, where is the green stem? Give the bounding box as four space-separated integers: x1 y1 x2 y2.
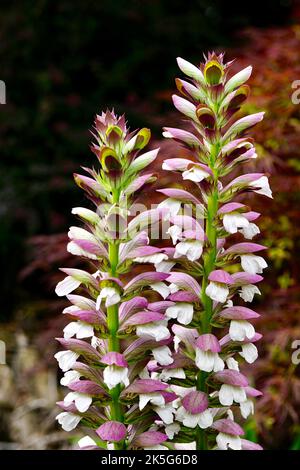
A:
107 241 125 450
196 155 219 450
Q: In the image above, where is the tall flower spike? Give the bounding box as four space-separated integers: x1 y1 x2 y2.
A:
55 110 177 450
159 54 269 450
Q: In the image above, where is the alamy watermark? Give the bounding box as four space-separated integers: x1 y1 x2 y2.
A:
0 80 6 104
0 340 6 364
291 340 300 365
291 80 300 104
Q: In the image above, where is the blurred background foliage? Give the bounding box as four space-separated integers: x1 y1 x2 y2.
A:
0 0 299 450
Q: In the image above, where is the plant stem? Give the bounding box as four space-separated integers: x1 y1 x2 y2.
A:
107 241 125 449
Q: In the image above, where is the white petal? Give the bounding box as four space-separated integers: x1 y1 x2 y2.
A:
76 322 94 339
239 343 258 363
219 384 234 406
75 393 93 412
240 399 254 419
167 225 182 244
205 282 229 303
165 422 180 439
241 254 268 274
229 320 255 341
198 409 213 429
223 214 249 234
55 276 81 297
60 370 81 386
226 357 240 371
134 253 168 264
56 412 81 432
154 403 175 424
63 322 80 339
103 365 129 390
150 282 170 299
155 260 175 273
240 223 260 240
67 241 97 260
78 436 97 448
152 346 174 366
54 350 79 372
139 393 164 410
182 167 209 182
195 349 215 372
251 176 272 198
166 303 193 325
159 368 186 381
232 386 247 404
239 284 261 302
137 321 170 341
216 432 242 450
174 240 203 262
157 198 181 217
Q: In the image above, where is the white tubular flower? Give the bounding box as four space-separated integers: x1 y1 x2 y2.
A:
223 213 249 234
152 346 174 366
136 320 170 341
240 223 260 239
165 422 180 439
229 320 255 341
205 281 229 303
240 399 254 419
56 412 81 431
154 402 176 424
159 368 186 381
96 286 121 309
157 198 181 217
174 240 203 261
55 276 81 297
239 343 258 363
216 433 242 450
176 406 213 429
241 254 268 274
150 282 170 299
239 284 261 302
63 321 94 339
78 436 97 448
54 350 79 372
182 166 210 182
165 302 194 325
219 384 247 406
60 370 81 386
167 225 182 244
103 365 129 390
134 253 168 264
139 393 165 410
226 357 240 371
195 349 224 373
64 391 92 413
250 176 272 198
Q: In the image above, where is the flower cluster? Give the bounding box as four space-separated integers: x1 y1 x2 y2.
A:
153 53 271 450
55 111 179 450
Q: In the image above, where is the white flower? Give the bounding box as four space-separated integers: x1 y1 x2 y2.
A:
176 406 213 429
60 370 81 386
67 241 97 260
174 240 203 261
168 283 180 294
239 343 258 363
219 384 247 406
165 303 194 325
159 368 186 382
103 365 129 390
223 213 249 234
96 287 121 310
63 321 94 339
154 402 176 424
226 357 239 371
182 166 210 182
240 223 260 239
216 432 242 450
54 350 79 372
167 225 182 244
239 284 261 302
134 253 168 264
158 198 181 217
139 392 165 410
64 391 92 412
78 436 97 448
195 349 224 372
251 176 272 198
137 320 170 341
152 346 174 366
205 281 229 303
229 320 255 341
56 411 81 431
175 441 196 450
165 422 180 439
240 399 254 419
55 276 81 297
154 260 175 273
241 254 268 274
150 282 170 299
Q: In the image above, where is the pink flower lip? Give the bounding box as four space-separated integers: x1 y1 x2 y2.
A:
182 390 209 414
219 306 260 320
195 333 221 353
212 418 244 436
214 369 248 387
208 269 234 285
101 352 128 367
96 421 127 442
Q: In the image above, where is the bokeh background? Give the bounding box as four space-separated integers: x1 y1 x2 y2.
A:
0 0 300 450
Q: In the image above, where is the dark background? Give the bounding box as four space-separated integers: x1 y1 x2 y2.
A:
0 0 299 450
